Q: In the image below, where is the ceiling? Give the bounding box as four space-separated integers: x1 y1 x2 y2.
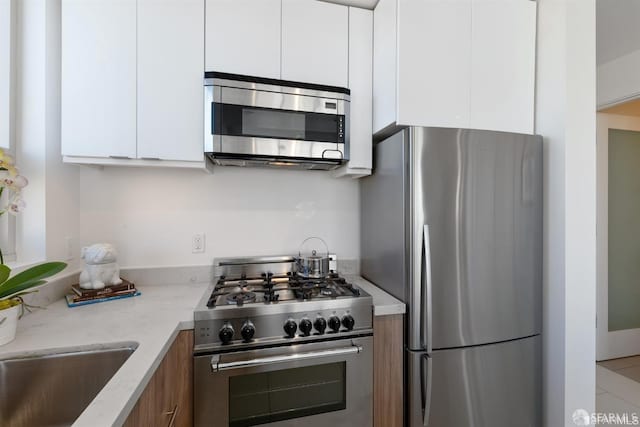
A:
597 0 640 65
600 98 640 116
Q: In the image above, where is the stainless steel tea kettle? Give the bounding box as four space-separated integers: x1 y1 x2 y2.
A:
296 237 330 278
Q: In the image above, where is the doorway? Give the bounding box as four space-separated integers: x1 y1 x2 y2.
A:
596 113 640 361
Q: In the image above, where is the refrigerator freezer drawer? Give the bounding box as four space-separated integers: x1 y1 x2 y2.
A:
408 335 541 427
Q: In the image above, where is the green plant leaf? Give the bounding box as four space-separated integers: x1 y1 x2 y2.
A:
0 262 66 299
0 280 46 300
0 264 10 284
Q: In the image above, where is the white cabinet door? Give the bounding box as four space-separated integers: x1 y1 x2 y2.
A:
396 0 471 129
372 0 397 134
281 0 348 87
344 7 373 173
62 0 136 158
138 0 204 161
470 0 536 134
205 0 281 79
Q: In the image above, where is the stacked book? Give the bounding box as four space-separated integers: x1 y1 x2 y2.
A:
65 279 140 307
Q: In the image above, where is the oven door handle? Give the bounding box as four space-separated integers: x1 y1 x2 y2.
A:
211 343 363 372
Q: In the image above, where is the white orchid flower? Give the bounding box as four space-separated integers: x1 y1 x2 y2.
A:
7 198 25 215
2 175 28 190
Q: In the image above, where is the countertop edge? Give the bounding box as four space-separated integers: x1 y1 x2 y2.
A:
346 275 406 316
107 325 185 427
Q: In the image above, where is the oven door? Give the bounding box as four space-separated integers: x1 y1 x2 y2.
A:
194 336 372 427
204 86 348 162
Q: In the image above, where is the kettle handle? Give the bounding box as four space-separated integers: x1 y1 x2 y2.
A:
298 237 329 257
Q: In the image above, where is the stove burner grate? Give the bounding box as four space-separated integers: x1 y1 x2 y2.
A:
207 271 361 308
225 292 257 306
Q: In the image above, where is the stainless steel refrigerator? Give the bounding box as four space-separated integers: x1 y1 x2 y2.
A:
361 127 542 427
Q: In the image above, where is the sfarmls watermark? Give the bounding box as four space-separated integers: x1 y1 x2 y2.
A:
573 409 640 425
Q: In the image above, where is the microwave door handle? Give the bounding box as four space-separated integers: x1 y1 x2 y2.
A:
211 344 363 372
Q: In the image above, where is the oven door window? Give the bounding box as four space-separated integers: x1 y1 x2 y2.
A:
213 103 343 143
228 361 346 427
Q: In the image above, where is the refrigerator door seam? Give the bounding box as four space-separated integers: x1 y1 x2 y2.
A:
423 353 433 426
430 333 541 352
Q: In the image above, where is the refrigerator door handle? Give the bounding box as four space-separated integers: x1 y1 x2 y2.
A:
410 224 433 351
423 224 433 352
422 353 433 426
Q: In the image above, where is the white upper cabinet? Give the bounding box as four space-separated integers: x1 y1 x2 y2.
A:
138 0 204 162
336 6 373 176
373 0 536 135
372 0 396 134
62 0 207 168
396 0 471 129
469 0 536 134
62 0 370 172
205 0 281 79
62 0 137 158
281 0 349 87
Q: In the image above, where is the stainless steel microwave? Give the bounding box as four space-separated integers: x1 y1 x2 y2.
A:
204 72 350 170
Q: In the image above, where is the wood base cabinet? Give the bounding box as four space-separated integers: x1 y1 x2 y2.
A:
124 330 193 427
374 314 404 427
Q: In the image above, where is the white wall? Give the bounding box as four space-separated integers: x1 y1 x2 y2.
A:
78 166 360 267
536 1 597 426
15 0 47 262
0 0 13 150
15 0 80 268
44 0 80 267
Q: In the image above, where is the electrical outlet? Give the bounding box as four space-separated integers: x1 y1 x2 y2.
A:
192 234 205 253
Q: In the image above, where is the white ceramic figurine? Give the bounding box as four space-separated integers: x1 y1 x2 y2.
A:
79 243 122 290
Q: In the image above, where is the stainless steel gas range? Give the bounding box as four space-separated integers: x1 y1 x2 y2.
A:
193 256 373 427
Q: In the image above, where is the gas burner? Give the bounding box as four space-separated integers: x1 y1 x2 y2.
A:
225 292 256 306
194 255 373 353
204 257 364 308
299 280 322 288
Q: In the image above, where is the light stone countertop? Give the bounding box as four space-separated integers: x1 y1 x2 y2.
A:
0 280 209 427
347 275 406 316
0 267 404 427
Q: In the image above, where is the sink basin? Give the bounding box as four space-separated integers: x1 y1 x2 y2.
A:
0 343 137 427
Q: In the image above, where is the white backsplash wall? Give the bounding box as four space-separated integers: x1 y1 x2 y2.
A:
78 165 360 267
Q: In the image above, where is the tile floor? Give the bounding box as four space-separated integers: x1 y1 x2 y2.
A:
596 357 640 422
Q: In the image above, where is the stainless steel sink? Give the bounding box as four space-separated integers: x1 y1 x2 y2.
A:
0 343 137 427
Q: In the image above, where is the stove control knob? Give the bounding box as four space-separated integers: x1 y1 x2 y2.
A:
314 317 327 334
284 318 297 338
219 323 234 344
328 315 341 333
299 318 313 336
241 321 255 342
342 314 355 331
